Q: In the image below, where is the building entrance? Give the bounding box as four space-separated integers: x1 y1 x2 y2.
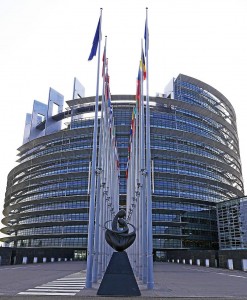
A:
74 250 86 260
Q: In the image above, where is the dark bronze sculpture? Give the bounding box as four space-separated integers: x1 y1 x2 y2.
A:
105 210 136 251
98 209 140 296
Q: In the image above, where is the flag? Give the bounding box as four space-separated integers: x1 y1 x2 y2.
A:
136 67 141 108
105 69 110 100
144 18 149 56
131 108 135 136
126 164 129 179
88 17 101 61
141 49 146 80
102 45 106 76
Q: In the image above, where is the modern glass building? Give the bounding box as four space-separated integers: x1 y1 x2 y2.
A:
1 74 244 254
217 197 247 250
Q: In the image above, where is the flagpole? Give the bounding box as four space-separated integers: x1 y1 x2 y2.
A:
86 8 102 289
135 96 140 277
140 39 148 284
92 36 107 283
145 7 154 289
138 56 142 280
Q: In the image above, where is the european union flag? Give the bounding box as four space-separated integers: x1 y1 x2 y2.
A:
88 18 101 61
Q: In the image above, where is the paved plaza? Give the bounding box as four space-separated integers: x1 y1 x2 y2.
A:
0 261 247 299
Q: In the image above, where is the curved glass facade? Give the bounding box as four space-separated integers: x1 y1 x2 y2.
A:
1 74 244 251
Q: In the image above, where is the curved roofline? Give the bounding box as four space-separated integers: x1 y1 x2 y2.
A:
19 94 239 153
178 74 236 119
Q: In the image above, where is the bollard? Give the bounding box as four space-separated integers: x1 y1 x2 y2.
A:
242 259 247 271
22 257 28 264
227 259 233 270
215 259 218 267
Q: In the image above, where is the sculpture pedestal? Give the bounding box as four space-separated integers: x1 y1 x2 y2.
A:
97 251 141 296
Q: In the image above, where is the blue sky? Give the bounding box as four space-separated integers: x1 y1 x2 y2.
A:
0 0 247 237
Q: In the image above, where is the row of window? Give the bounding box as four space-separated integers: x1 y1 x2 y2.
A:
17 164 90 185
154 178 226 193
20 135 80 157
152 226 181 235
181 217 217 226
152 201 213 212
19 126 239 178
184 209 216 219
154 162 239 187
15 154 90 180
150 119 236 152
176 107 238 149
16 237 88 247
17 132 241 186
152 213 217 225
21 201 89 213
20 142 92 164
115 103 236 148
16 189 88 204
13 237 218 249
14 163 242 197
19 213 89 224
17 225 88 236
154 181 231 202
15 154 242 194
22 180 87 195
11 172 236 207
152 139 239 172
12 185 229 206
152 214 181 222
153 238 181 248
174 79 234 125
71 119 94 129
182 239 217 249
182 229 218 237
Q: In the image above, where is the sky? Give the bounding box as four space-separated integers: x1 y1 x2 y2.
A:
0 0 247 238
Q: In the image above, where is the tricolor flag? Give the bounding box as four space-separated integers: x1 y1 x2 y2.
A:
88 17 101 61
126 162 129 179
141 48 146 80
136 67 141 108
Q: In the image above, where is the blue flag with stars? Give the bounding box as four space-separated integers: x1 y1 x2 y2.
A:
88 18 101 61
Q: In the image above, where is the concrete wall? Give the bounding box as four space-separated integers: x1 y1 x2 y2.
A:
0 247 12 265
